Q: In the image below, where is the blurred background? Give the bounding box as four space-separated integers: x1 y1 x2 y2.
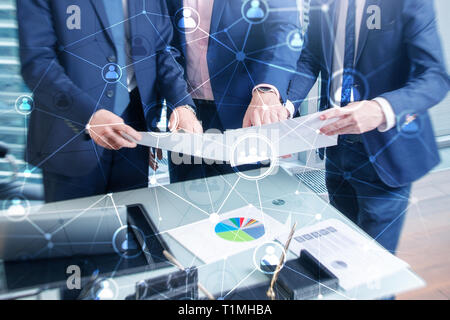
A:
0 0 448 299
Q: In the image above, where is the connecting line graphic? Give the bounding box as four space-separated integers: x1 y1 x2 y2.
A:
216 176 241 214
8 1 427 300
108 193 124 227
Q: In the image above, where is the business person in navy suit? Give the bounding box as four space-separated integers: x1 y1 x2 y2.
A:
17 0 199 202
165 0 302 183
289 0 449 253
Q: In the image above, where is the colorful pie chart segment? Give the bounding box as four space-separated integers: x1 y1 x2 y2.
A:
215 217 265 242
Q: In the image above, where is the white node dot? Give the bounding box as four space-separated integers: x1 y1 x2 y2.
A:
295 190 300 195
209 213 220 223
159 217 162 221
321 4 329 12
315 214 322 220
107 193 113 197
316 129 321 134
24 170 32 178
411 197 419 204
85 124 91 130
150 177 157 185
318 294 323 299
262 105 268 111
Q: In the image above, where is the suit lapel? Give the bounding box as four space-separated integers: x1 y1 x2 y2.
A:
321 0 337 73
355 0 381 64
90 0 115 46
209 0 226 36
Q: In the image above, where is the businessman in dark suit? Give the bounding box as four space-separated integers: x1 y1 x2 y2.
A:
166 0 302 183
288 0 449 253
17 0 200 202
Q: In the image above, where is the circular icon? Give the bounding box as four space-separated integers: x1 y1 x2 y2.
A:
253 241 287 275
91 278 119 300
287 29 304 51
229 133 278 181
145 100 180 138
183 176 227 208
102 63 122 83
397 110 422 138
1 195 30 222
327 68 370 108
127 35 152 61
15 95 34 115
242 0 269 25
53 92 73 111
112 225 145 259
174 7 200 34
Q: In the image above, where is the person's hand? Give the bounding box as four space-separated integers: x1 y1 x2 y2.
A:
150 148 163 171
169 106 203 134
319 100 386 136
243 91 289 128
87 109 142 150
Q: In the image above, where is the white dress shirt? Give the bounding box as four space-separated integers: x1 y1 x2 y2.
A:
332 0 396 132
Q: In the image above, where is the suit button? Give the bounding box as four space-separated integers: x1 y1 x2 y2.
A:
107 55 117 63
106 90 114 98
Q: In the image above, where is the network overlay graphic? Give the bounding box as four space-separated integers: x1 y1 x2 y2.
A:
0 0 431 300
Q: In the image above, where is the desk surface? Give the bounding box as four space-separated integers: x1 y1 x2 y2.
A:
0 169 424 300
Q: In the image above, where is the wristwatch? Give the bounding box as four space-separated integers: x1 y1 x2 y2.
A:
180 104 196 116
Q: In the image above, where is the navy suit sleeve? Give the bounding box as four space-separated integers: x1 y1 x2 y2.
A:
287 5 322 115
380 0 450 116
250 0 302 102
154 0 195 111
17 0 97 126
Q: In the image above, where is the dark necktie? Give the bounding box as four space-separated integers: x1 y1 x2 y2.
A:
103 0 130 116
340 0 356 107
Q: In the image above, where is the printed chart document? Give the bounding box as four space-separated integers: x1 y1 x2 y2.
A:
167 205 288 264
278 219 410 291
129 111 338 165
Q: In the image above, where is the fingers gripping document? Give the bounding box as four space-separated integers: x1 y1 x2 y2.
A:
127 111 338 165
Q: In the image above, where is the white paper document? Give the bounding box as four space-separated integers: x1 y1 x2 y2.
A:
167 205 289 264
278 219 410 291
130 111 337 165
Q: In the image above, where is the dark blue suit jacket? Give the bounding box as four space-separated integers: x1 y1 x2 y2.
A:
288 0 450 187
167 0 301 130
17 0 193 176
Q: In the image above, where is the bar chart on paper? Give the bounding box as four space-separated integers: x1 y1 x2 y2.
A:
214 217 265 242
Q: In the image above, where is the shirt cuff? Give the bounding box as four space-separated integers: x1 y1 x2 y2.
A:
253 83 281 100
284 100 295 119
373 97 396 132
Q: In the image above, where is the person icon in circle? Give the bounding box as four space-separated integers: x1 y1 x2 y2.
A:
246 0 265 20
260 246 279 272
121 233 138 251
402 114 419 134
95 281 114 300
20 98 32 111
178 8 197 29
290 32 303 48
105 65 120 80
132 37 147 56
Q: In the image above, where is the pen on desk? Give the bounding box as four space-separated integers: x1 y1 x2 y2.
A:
163 250 215 300
266 222 297 300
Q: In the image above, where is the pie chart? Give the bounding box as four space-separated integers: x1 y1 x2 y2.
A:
215 217 265 242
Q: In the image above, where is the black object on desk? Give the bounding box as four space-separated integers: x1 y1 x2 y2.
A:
226 250 338 300
275 250 339 300
126 267 199 300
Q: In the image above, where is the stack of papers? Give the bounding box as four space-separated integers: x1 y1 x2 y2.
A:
278 219 410 290
167 205 288 264
130 111 338 165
